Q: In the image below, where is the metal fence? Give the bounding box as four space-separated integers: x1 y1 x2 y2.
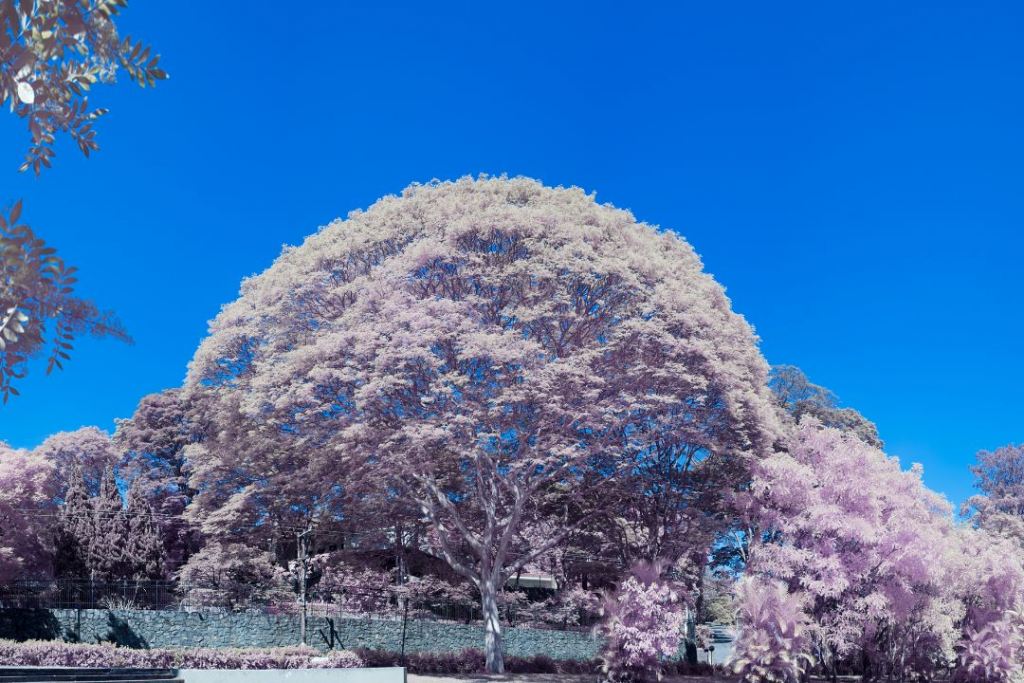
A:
0 579 596 632
0 579 180 611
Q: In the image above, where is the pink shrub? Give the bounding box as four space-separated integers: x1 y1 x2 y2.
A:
0 640 174 667
955 613 1024 683
0 640 364 669
177 542 292 610
318 650 366 668
513 585 602 628
596 562 686 682
731 578 813 683
308 557 397 615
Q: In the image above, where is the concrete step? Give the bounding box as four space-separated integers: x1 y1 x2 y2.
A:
17 680 180 683
0 679 179 683
0 671 179 683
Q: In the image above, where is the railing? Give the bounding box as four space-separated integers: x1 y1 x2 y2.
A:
0 579 597 632
0 579 179 611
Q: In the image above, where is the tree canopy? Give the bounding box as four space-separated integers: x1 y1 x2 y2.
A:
184 176 781 672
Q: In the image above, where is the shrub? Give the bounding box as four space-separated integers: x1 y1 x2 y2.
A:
596 562 687 682
0 639 712 676
954 613 1024 683
355 648 482 674
504 653 557 673
730 578 813 683
0 640 173 668
662 659 720 677
0 640 364 669
176 542 292 611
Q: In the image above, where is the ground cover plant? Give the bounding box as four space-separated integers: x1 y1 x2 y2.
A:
0 640 363 669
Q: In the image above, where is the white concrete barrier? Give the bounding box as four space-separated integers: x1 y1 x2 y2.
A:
179 668 405 683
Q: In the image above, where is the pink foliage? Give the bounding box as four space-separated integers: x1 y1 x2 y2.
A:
115 388 201 574
731 578 812 683
0 640 364 669
963 444 1024 546
597 562 686 682
740 419 961 676
955 614 1024 683
32 426 117 496
397 573 478 608
308 557 396 614
0 442 57 581
184 176 779 672
515 585 602 628
176 541 291 610
739 420 1024 682
950 529 1024 683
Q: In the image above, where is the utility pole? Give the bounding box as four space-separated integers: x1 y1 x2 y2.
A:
297 526 314 646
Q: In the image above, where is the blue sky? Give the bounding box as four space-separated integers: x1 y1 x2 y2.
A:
1 1 1021 506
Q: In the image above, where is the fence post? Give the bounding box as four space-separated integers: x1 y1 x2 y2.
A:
400 597 410 664
296 526 314 646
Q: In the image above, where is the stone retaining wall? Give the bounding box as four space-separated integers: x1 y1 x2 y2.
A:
0 608 603 660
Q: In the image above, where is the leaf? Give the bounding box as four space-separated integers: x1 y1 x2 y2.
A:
16 81 34 104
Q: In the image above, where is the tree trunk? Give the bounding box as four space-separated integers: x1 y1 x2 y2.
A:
480 577 505 674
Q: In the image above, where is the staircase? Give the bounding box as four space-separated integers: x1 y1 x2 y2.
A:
0 670 181 683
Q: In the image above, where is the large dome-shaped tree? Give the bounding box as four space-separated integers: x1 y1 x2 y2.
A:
185 176 779 671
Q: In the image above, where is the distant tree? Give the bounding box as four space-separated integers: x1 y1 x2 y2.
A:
184 177 780 673
125 480 163 580
53 463 92 578
88 465 128 580
176 541 291 611
33 426 118 495
697 567 736 625
115 389 194 497
180 405 346 562
962 444 1024 546
0 0 167 174
115 388 201 572
0 442 56 581
769 365 882 448
1 203 129 401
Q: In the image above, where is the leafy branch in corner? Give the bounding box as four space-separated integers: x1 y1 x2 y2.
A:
0 0 168 174
0 199 131 402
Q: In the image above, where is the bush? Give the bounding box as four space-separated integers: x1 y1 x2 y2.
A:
954 614 1024 683
505 653 558 673
0 639 717 676
0 640 364 669
662 659 720 677
597 562 687 682
730 578 813 683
